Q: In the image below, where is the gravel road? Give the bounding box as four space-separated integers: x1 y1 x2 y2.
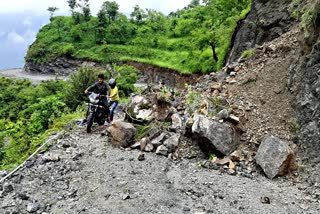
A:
0 127 319 214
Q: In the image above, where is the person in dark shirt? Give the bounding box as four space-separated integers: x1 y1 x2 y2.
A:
85 74 110 121
85 74 110 96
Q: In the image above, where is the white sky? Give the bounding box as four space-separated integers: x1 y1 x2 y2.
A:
0 0 191 15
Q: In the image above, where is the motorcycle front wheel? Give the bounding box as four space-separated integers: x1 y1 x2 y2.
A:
86 112 94 133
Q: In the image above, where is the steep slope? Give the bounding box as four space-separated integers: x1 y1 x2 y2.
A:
295 0 320 185
227 0 294 63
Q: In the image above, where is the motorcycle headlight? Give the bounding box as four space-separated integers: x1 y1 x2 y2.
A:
90 98 99 104
89 93 99 104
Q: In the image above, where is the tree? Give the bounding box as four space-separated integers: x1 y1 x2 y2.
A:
67 0 77 12
130 5 146 26
47 7 59 21
103 1 119 22
189 0 200 8
97 8 107 27
55 17 64 39
80 0 91 22
145 9 167 32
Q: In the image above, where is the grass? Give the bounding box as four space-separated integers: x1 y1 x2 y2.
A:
289 118 300 134
301 0 320 35
241 49 255 59
135 125 154 140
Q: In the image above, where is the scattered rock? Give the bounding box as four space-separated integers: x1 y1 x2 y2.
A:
137 153 145 161
139 137 150 151
25 158 36 168
229 161 236 169
27 202 39 213
218 109 230 120
18 193 29 200
183 206 191 211
156 145 169 156
171 113 183 130
144 143 154 152
201 161 220 170
107 120 136 148
192 114 240 155
230 72 237 77
256 135 296 179
163 133 181 153
213 157 231 166
131 142 141 149
122 194 130 200
261 196 271 204
273 88 283 94
210 82 222 91
42 153 60 162
230 151 241 161
136 109 153 121
150 132 167 148
234 66 241 72
3 183 13 193
228 114 240 124
228 168 236 175
0 171 7 178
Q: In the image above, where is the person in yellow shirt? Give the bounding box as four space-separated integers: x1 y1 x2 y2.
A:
107 78 119 122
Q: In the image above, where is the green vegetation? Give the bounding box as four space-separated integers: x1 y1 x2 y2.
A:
241 49 255 59
135 125 154 141
289 0 320 36
0 78 68 169
0 65 137 169
289 118 300 134
27 0 252 74
301 0 320 35
185 84 203 114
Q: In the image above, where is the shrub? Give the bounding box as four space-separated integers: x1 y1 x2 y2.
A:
114 65 138 96
65 66 112 110
62 44 75 57
71 25 82 42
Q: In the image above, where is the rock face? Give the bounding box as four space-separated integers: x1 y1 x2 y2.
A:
191 114 240 155
256 136 295 179
227 0 294 63
107 120 136 147
297 40 320 162
24 57 110 75
124 61 199 89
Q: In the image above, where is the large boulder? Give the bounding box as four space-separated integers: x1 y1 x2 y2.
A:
256 135 296 179
191 114 239 155
127 95 153 122
107 120 136 147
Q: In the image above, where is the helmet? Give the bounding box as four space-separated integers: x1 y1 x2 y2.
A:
108 78 116 89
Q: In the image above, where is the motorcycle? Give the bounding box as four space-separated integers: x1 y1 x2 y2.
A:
85 92 108 133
